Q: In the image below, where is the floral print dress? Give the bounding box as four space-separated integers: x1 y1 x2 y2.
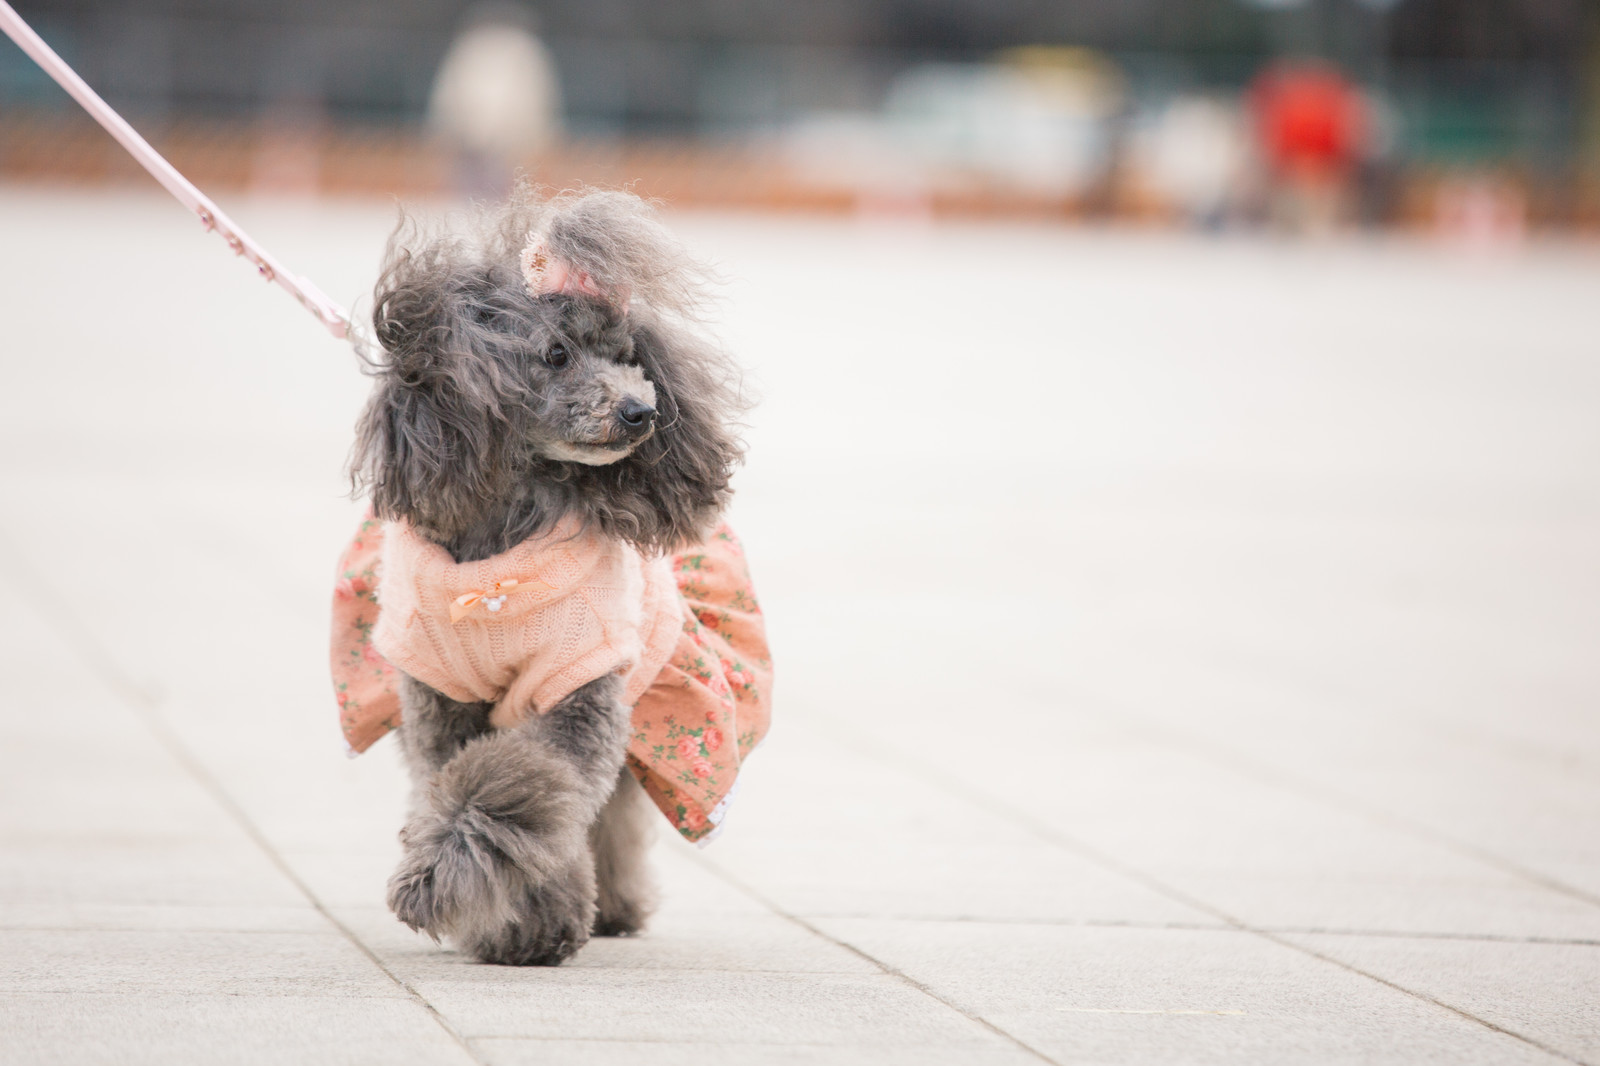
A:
330 516 772 843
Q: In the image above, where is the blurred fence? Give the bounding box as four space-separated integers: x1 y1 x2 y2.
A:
0 112 1100 218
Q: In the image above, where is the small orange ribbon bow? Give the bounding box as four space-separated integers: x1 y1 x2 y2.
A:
449 578 550 624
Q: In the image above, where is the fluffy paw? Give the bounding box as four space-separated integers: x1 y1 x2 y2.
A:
592 897 649 937
462 852 598 966
386 813 515 941
475 906 590 966
386 844 451 939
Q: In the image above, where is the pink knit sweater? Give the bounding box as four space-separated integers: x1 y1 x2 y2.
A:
372 521 682 729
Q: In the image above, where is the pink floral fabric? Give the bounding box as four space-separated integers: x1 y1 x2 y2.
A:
627 525 773 841
329 515 771 843
330 513 401 754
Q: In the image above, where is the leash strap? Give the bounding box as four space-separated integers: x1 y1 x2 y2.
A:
0 0 352 339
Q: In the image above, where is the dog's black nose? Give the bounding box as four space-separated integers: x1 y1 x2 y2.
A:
618 399 657 428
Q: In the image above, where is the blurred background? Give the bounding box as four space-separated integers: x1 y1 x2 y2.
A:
5 0 1600 237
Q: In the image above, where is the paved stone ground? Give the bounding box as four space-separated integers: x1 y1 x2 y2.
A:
1 187 1597 1065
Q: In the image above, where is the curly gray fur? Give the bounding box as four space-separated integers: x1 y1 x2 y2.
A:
350 186 745 561
388 674 632 963
356 188 742 964
531 188 718 322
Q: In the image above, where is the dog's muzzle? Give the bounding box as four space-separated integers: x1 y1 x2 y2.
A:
616 398 658 439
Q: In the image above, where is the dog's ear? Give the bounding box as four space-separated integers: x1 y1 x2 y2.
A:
604 322 743 553
371 248 431 356
350 265 506 536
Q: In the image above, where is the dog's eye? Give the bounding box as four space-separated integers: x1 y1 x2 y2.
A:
545 344 569 369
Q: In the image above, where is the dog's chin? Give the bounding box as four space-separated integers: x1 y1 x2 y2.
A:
542 439 641 466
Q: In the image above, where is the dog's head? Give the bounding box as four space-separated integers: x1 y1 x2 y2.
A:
480 290 662 468
351 190 744 558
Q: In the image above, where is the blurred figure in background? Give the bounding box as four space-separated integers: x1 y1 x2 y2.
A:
428 3 562 198
1249 59 1369 234
883 47 1123 206
1132 94 1249 229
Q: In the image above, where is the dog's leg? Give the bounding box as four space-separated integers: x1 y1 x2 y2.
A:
393 676 494 820
386 674 631 965
590 766 658 936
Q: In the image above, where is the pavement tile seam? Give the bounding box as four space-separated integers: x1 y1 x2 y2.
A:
1032 675 1600 914
1123 871 1591 1065
932 657 1600 901
8 988 414 1001
365 958 891 979
1100 694 1600 909
787 914 1600 947
796 708 1593 1066
0 540 497 1066
0 992 479 1066
1279 932 1600 1065
686 852 1064 1066
808 918 1590 1066
1253 927 1600 948
464 1030 1016 1048
409 970 1062 1047
470 1036 995 1048
0 925 335 934
1275 934 1593 1066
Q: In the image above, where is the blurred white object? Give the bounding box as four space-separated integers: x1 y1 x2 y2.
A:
1132 95 1248 225
428 8 562 163
1434 175 1527 249
782 111 935 216
884 51 1121 197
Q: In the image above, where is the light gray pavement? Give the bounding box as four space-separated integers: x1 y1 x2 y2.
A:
0 186 1597 1064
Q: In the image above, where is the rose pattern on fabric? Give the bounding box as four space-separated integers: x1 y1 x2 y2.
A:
329 514 401 754
617 523 772 840
329 515 771 843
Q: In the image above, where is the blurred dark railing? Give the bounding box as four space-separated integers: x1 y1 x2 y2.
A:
5 109 1596 234
3 1 1598 231
0 110 1118 219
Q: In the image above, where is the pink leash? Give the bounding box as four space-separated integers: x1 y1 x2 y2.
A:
0 0 352 339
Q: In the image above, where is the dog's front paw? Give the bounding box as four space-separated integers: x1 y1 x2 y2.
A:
386 804 586 946
592 894 650 937
386 846 449 939
462 851 598 966
591 913 644 938
386 811 501 940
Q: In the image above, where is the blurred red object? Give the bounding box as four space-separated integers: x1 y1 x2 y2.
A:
1250 60 1368 180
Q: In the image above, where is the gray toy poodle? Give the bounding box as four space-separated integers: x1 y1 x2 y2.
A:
349 188 745 965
